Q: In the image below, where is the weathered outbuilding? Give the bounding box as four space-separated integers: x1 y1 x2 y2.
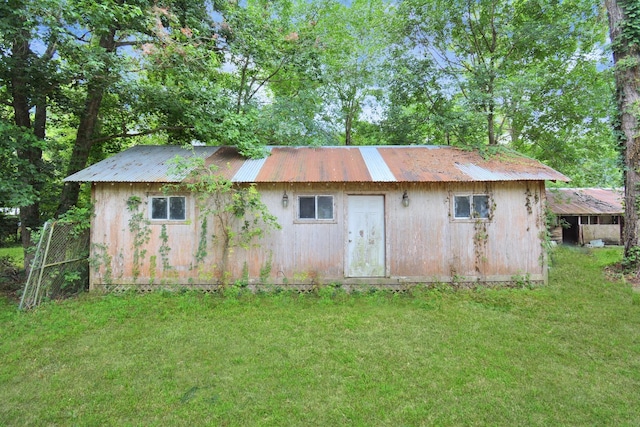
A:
546 188 623 245
65 145 568 290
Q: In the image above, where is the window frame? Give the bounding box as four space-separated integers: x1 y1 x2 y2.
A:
295 194 336 223
149 195 188 223
452 194 492 221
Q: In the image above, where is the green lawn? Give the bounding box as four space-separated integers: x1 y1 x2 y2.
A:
1 246 639 426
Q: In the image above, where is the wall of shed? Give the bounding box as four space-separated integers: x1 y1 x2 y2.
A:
550 217 622 245
581 224 621 245
89 180 548 289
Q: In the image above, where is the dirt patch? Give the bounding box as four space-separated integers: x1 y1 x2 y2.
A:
0 256 24 302
604 263 640 291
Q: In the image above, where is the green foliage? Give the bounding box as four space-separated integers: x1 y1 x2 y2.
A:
0 249 24 298
0 246 23 265
126 196 142 211
89 243 113 286
622 245 640 272
616 0 640 52
158 224 171 271
392 0 618 186
203 109 269 159
0 212 20 247
0 122 48 208
56 205 92 238
61 270 82 292
248 93 341 147
206 0 326 152
259 251 273 284
510 272 533 289
313 0 400 145
195 216 208 263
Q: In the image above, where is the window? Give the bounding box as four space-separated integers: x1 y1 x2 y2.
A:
298 195 334 220
454 195 490 219
150 196 186 221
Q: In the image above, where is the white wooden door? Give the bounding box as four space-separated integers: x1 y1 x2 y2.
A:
347 195 385 277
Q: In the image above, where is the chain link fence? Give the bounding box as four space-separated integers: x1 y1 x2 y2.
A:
19 221 90 310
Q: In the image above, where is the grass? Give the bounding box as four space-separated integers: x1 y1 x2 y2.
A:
1 246 639 426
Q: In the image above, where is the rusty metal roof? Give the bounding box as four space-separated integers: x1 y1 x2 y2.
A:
65 145 569 183
546 188 623 215
252 146 373 182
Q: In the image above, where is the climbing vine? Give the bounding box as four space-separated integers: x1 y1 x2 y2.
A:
195 217 208 264
89 243 113 287
166 155 281 284
127 195 151 282
525 188 532 214
473 219 489 274
615 0 640 53
473 187 494 276
159 224 171 271
260 251 274 284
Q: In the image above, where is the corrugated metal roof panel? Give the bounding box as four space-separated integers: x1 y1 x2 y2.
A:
64 145 221 182
203 146 247 180
455 163 558 181
254 147 371 182
378 146 469 182
231 146 273 182
65 145 570 184
359 146 396 182
546 188 623 215
377 146 569 182
455 163 511 181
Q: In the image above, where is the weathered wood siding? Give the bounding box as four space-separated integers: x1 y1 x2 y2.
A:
89 180 548 289
382 181 546 282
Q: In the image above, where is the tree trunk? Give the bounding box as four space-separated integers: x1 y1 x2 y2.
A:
487 105 496 146
605 0 640 264
11 31 45 267
345 113 353 146
343 94 357 146
57 29 117 215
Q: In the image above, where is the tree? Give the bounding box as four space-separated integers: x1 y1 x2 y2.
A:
57 0 221 214
212 0 327 148
1 1 227 215
507 58 620 187
0 0 64 251
314 0 398 145
398 0 608 148
383 51 486 145
605 0 640 267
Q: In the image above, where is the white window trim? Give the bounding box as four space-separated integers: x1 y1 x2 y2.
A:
452 194 492 221
149 195 188 223
294 194 336 223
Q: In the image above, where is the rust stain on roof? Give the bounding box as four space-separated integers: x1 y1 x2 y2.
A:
546 188 623 215
255 147 371 182
204 146 246 180
378 147 467 181
377 146 568 182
